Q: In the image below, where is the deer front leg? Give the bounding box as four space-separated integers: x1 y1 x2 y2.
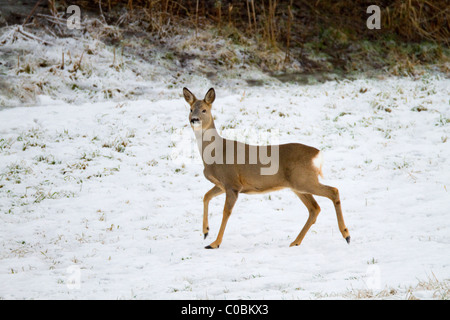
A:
203 185 224 239
205 189 239 249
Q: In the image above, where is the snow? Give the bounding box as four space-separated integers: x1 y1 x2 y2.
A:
1 70 449 299
0 26 276 110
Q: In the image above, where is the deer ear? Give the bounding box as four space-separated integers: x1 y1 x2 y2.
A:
204 88 215 105
183 87 196 105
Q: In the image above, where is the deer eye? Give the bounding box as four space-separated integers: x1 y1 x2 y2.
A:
202 109 206 113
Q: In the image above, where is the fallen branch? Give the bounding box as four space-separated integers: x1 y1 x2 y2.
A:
22 0 45 26
0 25 55 46
15 26 54 46
36 13 80 28
0 27 17 45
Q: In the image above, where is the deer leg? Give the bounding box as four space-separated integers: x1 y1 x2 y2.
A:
307 183 351 244
203 185 224 239
205 188 239 249
290 192 321 247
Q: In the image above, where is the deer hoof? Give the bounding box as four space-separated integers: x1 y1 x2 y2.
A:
205 244 219 249
204 233 208 239
345 236 351 244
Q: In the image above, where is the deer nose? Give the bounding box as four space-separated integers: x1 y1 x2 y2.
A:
190 117 200 124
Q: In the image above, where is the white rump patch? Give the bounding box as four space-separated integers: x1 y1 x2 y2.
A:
312 151 323 172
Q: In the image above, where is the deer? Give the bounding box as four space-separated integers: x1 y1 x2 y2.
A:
183 87 350 249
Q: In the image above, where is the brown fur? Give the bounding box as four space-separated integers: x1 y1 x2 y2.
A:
183 87 350 248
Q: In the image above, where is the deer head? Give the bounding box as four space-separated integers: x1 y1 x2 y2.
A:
183 87 216 131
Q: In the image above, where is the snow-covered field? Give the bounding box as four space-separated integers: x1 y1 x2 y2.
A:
0 74 449 299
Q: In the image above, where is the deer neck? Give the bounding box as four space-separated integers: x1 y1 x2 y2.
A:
193 120 223 166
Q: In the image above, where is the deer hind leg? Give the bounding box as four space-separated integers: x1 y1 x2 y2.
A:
203 185 224 239
290 192 321 247
205 188 239 249
307 183 351 244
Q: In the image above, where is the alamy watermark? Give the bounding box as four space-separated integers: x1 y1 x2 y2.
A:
64 4 379 31
365 265 381 290
66 265 81 289
66 5 81 30
366 5 381 30
170 127 280 175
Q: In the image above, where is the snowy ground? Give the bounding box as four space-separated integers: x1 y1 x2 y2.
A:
0 75 449 299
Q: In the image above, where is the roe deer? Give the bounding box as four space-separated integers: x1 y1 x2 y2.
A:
183 87 350 249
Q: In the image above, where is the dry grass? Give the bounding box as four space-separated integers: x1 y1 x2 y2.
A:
64 0 448 75
385 0 449 45
63 1 448 46
342 274 450 300
1 0 448 108
409 274 450 300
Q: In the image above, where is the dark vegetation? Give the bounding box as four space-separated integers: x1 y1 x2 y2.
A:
1 0 449 81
